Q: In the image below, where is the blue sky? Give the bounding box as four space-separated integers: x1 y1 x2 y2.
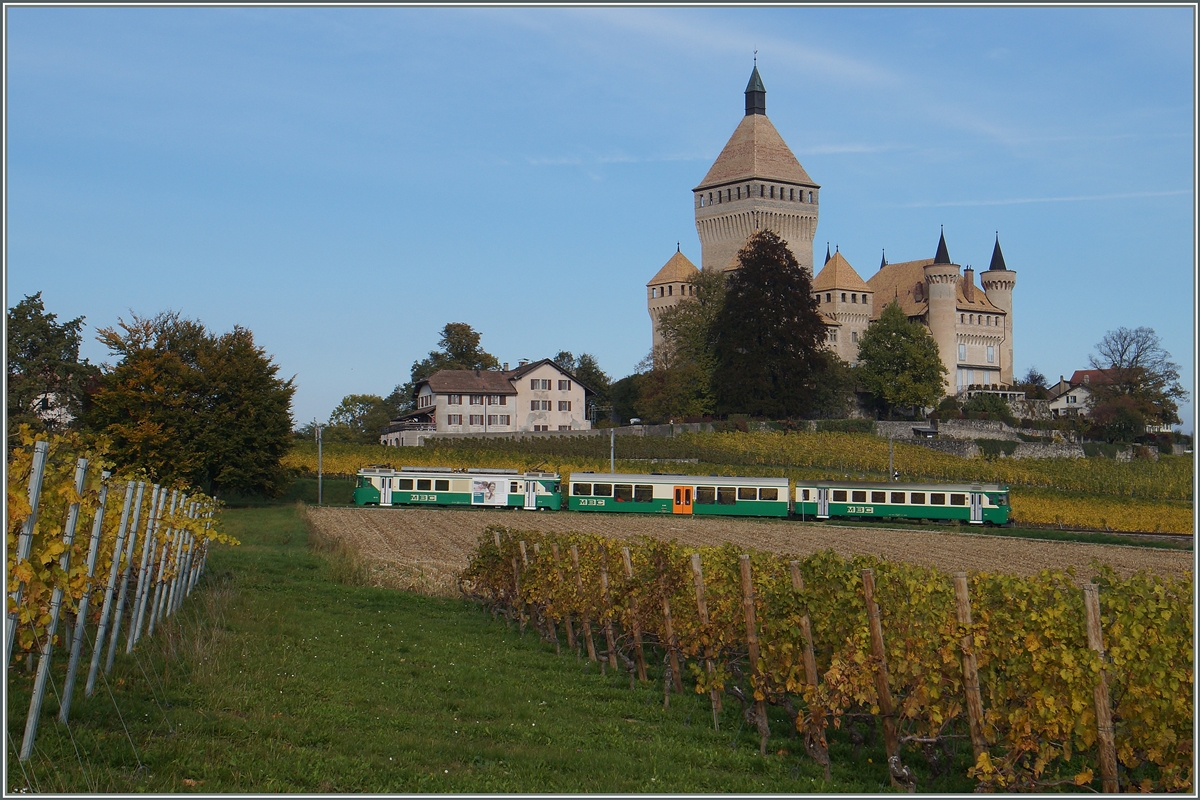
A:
5 6 1196 432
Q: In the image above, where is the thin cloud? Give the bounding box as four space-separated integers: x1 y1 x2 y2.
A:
524 152 709 167
895 189 1192 208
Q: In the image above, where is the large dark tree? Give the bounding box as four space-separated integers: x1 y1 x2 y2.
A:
6 293 100 437
1087 326 1186 426
710 230 830 418
552 350 612 407
87 312 295 497
386 322 499 413
854 300 947 418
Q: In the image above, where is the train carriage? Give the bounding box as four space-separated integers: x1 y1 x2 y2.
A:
354 466 561 510
568 473 790 517
793 480 1009 525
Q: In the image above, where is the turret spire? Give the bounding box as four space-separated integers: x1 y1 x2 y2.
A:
745 65 766 116
825 243 831 265
934 226 952 265
987 233 1008 271
880 249 887 270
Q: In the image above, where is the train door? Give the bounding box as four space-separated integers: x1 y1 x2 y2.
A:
524 481 537 510
969 492 983 524
816 488 829 519
673 486 693 515
380 477 393 507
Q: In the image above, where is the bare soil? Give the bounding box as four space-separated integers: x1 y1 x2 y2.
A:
305 506 1192 596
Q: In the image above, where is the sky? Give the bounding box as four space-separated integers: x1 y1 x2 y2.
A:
5 6 1196 433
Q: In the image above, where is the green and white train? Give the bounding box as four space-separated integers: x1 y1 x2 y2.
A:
353 467 1010 526
353 466 562 510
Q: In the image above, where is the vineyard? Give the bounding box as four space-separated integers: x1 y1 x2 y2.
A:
5 428 232 763
463 525 1193 792
282 435 1195 533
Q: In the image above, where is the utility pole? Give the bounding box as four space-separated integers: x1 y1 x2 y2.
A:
610 427 615 474
889 436 895 482
315 421 323 505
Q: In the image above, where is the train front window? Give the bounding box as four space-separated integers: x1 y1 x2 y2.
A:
695 487 716 504
399 479 414 490
573 483 592 496
993 494 1008 507
759 487 778 501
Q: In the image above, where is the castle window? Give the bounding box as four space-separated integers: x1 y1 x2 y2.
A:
958 344 966 362
970 314 975 324
851 294 857 303
760 185 764 197
841 293 846 302
851 331 858 343
790 188 795 201
668 285 672 296
987 346 995 363
770 186 775 198
717 191 721 203
809 191 814 202
737 187 741 199
960 314 964 323
829 330 837 342
708 192 713 204
826 293 831 302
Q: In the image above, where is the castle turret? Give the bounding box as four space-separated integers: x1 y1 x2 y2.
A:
923 229 961 395
693 67 819 274
980 235 1017 385
647 247 700 350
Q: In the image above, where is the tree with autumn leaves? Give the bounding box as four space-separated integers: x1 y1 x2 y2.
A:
86 311 295 497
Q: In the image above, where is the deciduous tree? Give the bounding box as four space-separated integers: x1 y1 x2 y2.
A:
87 312 295 497
1087 326 1186 426
710 230 830 418
387 322 499 412
854 300 947 418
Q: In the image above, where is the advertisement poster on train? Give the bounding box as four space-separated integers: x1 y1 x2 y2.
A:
472 479 500 505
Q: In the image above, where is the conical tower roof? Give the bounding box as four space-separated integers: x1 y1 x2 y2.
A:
812 251 871 293
986 235 1008 271
934 228 952 264
647 249 699 286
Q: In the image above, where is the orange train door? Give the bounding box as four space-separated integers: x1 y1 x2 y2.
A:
673 486 693 515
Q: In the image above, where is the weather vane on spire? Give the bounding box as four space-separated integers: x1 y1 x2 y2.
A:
753 50 757 66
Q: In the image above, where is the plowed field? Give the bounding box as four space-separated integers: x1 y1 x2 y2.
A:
305 506 1192 596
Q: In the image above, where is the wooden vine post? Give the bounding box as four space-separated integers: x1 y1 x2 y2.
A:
861 569 903 786
620 547 647 682
533 543 559 653
514 540 528 635
952 572 989 764
598 547 619 670
789 560 830 778
660 591 684 695
738 555 770 755
551 543 576 652
690 553 722 729
571 544 598 661
1083 584 1119 794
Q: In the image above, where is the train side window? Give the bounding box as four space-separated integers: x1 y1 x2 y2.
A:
695 486 716 504
592 483 613 497
910 492 926 504
801 489 810 501
573 483 592 496
738 487 757 501
614 484 634 502
851 490 866 503
399 479 414 490
435 479 449 491
930 493 946 505
510 482 519 493
950 493 966 505
871 491 886 503
417 479 432 491
717 487 737 505
832 490 847 502
634 485 653 502
759 487 778 501
890 491 905 504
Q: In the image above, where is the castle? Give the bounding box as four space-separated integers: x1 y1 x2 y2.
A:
647 67 1017 394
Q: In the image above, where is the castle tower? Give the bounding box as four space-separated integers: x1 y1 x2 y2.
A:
693 67 820 274
923 229 962 395
647 247 700 350
980 235 1017 385
811 248 874 365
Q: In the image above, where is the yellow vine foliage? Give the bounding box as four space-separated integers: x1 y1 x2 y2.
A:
464 526 1192 792
6 427 234 657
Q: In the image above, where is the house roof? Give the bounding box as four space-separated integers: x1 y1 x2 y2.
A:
812 251 871 293
647 249 699 286
1069 369 1114 387
416 358 597 398
695 113 815 190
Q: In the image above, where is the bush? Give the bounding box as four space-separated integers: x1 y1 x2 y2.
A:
976 438 1018 458
1083 442 1122 459
814 419 876 434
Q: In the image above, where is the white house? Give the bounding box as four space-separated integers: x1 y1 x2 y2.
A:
382 359 592 445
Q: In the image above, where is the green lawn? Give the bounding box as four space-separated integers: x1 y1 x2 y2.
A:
7 504 983 793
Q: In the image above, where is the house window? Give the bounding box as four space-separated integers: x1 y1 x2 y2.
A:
470 394 483 405
530 379 551 390
558 425 572 430
533 424 549 431
447 394 461 405
499 415 510 424
558 380 572 390
488 395 505 405
958 344 966 362
558 401 571 411
469 415 483 425
987 346 995 363
418 394 432 409
447 414 462 425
